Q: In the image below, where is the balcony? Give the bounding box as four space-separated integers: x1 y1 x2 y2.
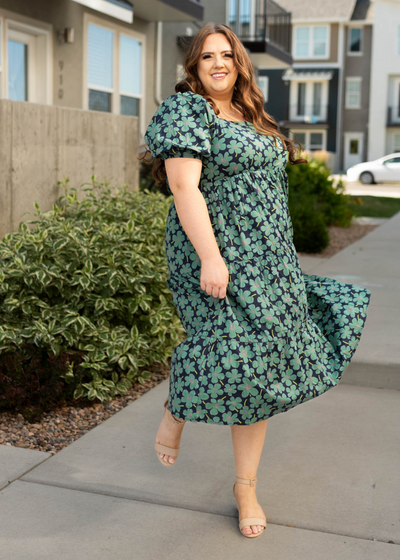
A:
284 104 330 126
387 106 400 127
228 0 292 64
177 0 291 64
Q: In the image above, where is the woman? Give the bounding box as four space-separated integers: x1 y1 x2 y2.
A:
142 23 371 538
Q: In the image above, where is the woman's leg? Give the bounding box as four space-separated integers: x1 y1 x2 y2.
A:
155 405 185 465
231 419 268 535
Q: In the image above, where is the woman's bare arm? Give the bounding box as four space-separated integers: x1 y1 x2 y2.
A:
165 157 229 298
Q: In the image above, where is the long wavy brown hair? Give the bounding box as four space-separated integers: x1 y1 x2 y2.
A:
140 22 307 185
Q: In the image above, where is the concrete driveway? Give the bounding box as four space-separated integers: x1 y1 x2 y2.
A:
329 175 400 198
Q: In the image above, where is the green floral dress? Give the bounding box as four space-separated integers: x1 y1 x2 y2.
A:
144 90 371 425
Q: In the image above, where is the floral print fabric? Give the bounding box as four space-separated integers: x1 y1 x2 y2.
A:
144 91 371 425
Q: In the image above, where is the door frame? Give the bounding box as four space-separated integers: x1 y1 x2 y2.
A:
344 132 364 170
3 17 52 104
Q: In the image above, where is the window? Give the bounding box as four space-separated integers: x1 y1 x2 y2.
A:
397 82 400 118
293 25 329 59
86 18 143 117
293 131 306 148
313 27 327 56
228 0 237 27
291 81 326 120
345 77 361 109
257 75 269 103
291 130 326 151
395 80 400 117
348 28 362 54
88 23 114 112
229 0 253 37
389 79 400 123
309 132 324 150
295 27 309 57
394 133 400 152
349 139 359 154
8 39 28 101
297 82 306 115
313 82 322 115
119 34 141 116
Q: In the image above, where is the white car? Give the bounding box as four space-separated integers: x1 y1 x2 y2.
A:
346 153 400 184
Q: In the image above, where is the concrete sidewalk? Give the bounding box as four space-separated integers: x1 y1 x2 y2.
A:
298 211 400 390
1 213 399 559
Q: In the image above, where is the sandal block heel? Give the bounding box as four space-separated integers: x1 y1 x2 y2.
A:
154 397 185 467
233 476 267 538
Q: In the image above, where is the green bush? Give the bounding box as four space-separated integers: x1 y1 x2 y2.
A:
0 178 185 417
286 155 354 253
289 199 330 254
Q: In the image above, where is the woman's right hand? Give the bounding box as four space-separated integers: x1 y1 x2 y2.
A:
200 255 230 299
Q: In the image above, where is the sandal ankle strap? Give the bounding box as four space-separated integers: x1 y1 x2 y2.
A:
236 476 258 487
164 397 185 424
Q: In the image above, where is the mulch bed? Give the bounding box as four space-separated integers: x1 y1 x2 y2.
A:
297 222 378 259
0 222 377 455
0 363 170 455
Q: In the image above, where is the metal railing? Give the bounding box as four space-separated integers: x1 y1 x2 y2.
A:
228 0 291 53
284 104 330 124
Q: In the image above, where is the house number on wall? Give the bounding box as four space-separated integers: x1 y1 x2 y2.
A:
58 60 64 99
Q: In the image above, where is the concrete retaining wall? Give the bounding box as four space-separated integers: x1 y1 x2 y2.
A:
0 99 139 238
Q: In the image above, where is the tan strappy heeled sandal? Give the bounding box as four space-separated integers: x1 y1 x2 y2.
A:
233 476 267 538
154 397 185 467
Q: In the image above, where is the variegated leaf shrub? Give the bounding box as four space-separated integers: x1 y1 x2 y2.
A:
0 177 185 410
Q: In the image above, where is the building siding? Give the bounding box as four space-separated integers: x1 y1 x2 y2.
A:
341 24 373 165
258 68 290 127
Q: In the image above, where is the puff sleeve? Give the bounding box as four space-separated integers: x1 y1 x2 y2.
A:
144 91 214 162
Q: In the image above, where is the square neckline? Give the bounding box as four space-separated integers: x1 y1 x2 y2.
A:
182 91 253 126
215 116 254 126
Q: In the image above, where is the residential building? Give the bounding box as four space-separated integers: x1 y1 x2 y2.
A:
368 0 400 161
252 0 400 172
263 0 367 173
0 0 204 140
0 0 204 237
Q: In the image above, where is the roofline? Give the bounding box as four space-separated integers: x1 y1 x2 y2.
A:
268 0 290 15
289 0 359 24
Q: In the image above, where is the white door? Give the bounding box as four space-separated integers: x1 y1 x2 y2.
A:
7 28 37 102
344 133 364 171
